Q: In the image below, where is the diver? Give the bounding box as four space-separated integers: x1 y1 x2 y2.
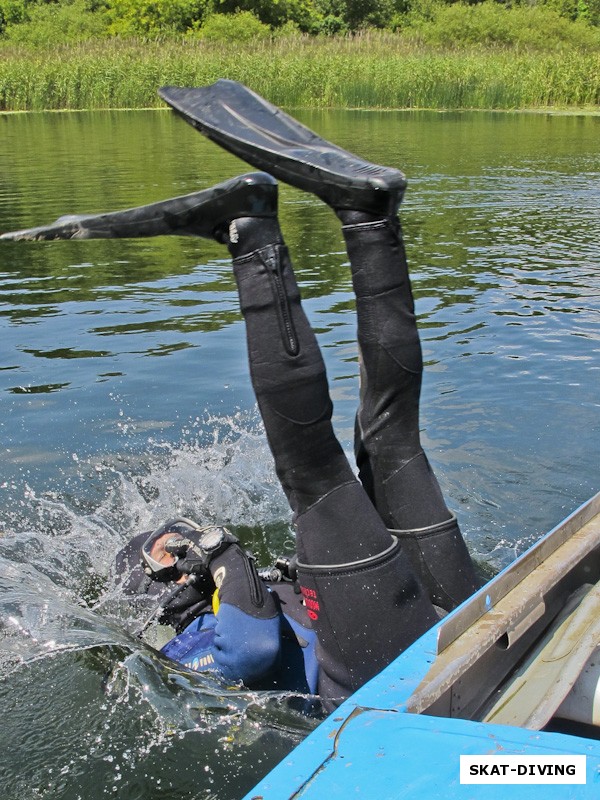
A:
1 81 479 711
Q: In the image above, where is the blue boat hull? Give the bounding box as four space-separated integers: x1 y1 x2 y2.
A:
245 492 600 799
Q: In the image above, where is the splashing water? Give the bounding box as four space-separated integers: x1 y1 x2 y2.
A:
0 413 316 800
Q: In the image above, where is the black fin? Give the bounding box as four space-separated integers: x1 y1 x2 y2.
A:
1 172 277 242
159 80 406 217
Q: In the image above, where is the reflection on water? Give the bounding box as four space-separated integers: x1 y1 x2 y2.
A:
0 108 599 799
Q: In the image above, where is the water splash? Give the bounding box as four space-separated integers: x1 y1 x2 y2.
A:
0 412 314 800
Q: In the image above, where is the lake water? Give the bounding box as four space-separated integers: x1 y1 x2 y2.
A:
0 107 599 799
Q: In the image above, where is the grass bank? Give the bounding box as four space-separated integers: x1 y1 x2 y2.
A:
1 35 599 112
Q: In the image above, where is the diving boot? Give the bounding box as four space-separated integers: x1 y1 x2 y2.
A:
1 172 277 242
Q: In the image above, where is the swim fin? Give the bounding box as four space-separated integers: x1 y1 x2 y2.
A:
0 172 277 242
159 80 406 217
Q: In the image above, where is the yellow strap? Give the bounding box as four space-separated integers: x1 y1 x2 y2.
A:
212 588 220 614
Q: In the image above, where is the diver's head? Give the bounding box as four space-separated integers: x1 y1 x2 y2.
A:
146 532 188 583
141 518 239 583
140 517 203 582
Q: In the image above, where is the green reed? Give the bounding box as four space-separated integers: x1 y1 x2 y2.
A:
1 35 599 112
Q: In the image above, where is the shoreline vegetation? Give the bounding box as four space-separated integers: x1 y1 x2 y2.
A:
2 35 599 113
1 3 599 112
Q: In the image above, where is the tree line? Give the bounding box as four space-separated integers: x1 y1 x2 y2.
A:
1 0 598 44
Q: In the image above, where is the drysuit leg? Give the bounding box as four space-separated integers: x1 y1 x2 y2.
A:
153 79 479 612
228 216 437 707
293 488 438 708
339 214 479 610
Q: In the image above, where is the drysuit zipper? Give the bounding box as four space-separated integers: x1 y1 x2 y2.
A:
262 246 299 357
244 553 265 609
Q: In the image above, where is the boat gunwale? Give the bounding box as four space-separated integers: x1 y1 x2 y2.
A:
436 490 600 655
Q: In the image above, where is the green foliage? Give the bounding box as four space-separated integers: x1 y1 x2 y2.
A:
543 0 580 21
105 0 209 37
314 0 398 31
525 0 599 24
317 14 348 34
194 10 271 41
2 0 600 44
0 0 28 34
273 19 304 37
3 0 109 44
312 0 345 33
577 0 600 24
208 0 319 30
401 1 600 49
